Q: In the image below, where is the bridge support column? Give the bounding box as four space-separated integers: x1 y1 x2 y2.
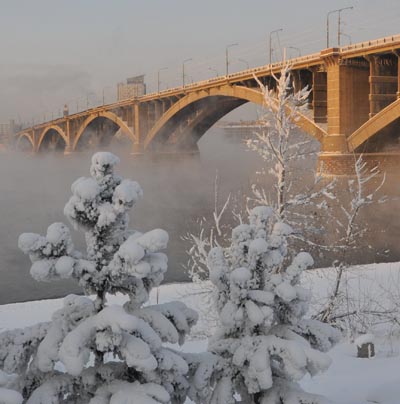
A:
32 129 39 153
317 49 370 175
64 119 72 155
368 54 398 117
130 142 144 155
131 103 144 155
312 69 327 123
322 49 370 137
397 53 400 98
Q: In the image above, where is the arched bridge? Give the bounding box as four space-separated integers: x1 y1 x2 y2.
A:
16 34 400 174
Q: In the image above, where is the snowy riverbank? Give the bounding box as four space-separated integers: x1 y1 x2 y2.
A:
1 262 400 403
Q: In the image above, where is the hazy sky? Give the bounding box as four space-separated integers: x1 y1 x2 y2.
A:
1 0 400 123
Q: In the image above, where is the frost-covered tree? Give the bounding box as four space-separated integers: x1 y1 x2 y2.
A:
0 370 23 404
247 65 335 228
314 155 387 333
0 152 198 403
183 66 335 340
191 206 340 404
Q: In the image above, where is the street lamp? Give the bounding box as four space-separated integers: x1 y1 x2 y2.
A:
326 6 353 47
75 95 86 113
182 58 192 87
338 7 353 46
158 67 168 93
86 92 96 109
238 58 249 69
269 28 283 65
102 86 114 105
208 67 219 77
226 43 238 76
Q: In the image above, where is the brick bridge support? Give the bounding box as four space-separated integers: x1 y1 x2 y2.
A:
318 49 382 175
16 35 400 175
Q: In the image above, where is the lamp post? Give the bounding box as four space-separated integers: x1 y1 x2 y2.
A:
86 92 95 109
75 95 86 113
225 43 238 76
157 67 168 93
326 6 353 47
238 58 249 69
208 67 219 77
269 28 283 65
102 86 113 105
338 6 353 46
182 58 192 87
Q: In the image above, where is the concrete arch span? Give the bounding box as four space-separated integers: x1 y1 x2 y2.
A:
144 85 327 150
16 132 35 151
348 98 400 152
72 111 136 151
37 125 68 152
161 98 247 150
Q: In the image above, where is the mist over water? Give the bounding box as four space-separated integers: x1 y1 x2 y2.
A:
0 128 264 304
1 127 399 304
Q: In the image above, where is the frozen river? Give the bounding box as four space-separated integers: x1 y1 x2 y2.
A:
0 128 399 304
0 128 265 303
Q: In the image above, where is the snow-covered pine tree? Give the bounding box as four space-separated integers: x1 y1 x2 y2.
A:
183 65 336 341
0 152 198 403
191 205 340 404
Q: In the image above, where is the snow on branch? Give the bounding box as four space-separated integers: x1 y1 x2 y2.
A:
248 65 334 239
198 206 340 403
314 155 388 334
4 152 199 403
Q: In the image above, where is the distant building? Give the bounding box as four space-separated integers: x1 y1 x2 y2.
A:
117 75 146 101
0 120 15 146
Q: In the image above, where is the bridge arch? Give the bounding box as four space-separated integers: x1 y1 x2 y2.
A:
16 132 35 151
37 125 68 152
144 85 327 149
348 98 400 152
72 111 136 151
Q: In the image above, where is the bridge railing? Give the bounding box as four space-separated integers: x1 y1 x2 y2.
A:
14 49 333 131
19 33 400 133
340 33 400 53
123 34 400 102
142 51 322 99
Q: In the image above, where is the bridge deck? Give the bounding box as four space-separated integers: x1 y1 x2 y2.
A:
18 33 400 134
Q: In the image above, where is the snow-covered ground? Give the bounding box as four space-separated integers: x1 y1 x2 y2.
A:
1 262 400 404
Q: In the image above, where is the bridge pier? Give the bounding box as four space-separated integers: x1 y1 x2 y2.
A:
130 142 144 155
15 34 400 174
321 48 370 139
318 48 378 175
312 69 327 123
319 151 400 176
